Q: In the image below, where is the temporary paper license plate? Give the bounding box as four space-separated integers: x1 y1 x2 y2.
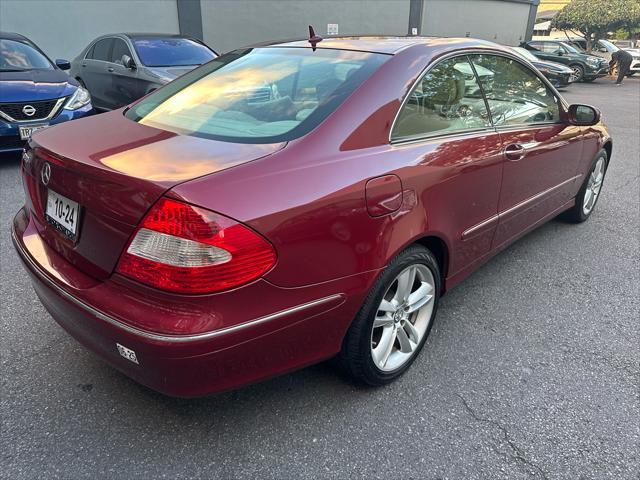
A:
46 189 80 239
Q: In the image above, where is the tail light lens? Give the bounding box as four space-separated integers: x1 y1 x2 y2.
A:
116 198 276 294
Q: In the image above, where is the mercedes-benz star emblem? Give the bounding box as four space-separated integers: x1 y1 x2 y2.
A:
22 105 36 117
41 162 51 186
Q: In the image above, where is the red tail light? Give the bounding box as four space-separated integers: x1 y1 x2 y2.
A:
116 198 276 294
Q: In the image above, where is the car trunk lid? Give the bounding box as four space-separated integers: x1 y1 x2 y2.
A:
24 110 284 280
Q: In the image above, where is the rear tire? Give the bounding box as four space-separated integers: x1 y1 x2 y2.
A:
561 149 608 223
338 245 441 386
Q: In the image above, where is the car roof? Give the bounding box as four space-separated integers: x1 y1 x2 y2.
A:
0 31 29 41
122 33 196 40
256 35 499 55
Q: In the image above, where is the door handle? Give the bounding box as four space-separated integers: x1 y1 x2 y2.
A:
107 67 114 72
81 63 86 67
504 143 526 161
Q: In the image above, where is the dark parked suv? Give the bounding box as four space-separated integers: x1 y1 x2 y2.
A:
69 33 217 111
522 40 609 82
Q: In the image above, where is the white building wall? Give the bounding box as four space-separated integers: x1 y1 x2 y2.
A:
201 0 412 53
422 0 532 46
0 0 180 60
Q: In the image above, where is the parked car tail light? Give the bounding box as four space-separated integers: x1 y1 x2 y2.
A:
116 198 276 293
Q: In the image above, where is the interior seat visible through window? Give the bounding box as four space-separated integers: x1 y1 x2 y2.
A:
391 56 491 141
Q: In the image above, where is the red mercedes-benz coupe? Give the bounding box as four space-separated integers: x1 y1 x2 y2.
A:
13 36 611 396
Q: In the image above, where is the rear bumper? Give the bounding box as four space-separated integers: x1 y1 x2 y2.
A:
12 207 374 396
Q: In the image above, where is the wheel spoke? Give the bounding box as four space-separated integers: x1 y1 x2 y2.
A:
402 320 420 344
595 160 604 181
373 326 396 367
378 299 396 313
396 326 415 353
583 189 593 210
593 184 602 196
395 267 416 303
373 313 394 328
406 282 434 313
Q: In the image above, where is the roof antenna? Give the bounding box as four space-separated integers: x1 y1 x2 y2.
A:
308 25 323 51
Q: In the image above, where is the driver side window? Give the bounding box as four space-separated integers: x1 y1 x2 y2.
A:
469 54 560 126
391 56 491 141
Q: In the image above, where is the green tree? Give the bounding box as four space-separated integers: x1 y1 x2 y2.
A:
552 0 640 50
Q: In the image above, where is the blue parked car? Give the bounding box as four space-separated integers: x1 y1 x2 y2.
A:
0 32 94 154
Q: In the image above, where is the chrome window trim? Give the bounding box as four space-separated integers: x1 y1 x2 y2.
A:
11 227 343 344
0 97 66 123
388 48 569 145
390 126 496 147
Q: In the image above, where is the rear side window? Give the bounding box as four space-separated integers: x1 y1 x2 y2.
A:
391 56 491 141
540 42 562 54
111 39 132 64
469 54 560 126
125 47 388 143
89 38 113 61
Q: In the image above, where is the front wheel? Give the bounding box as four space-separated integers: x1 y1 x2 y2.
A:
569 64 585 82
562 150 608 223
338 245 441 385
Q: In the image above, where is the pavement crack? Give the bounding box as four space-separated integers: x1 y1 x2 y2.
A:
456 393 549 480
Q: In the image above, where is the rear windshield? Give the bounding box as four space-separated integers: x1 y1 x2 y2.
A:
124 47 389 143
132 38 216 67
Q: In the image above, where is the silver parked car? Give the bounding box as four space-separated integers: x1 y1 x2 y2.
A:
69 33 217 111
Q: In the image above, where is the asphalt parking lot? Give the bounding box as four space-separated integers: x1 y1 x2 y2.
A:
1 76 638 479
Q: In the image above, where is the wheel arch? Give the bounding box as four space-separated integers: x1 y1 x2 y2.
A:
412 235 450 293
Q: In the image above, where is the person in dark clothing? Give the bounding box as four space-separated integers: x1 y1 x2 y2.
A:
609 49 633 84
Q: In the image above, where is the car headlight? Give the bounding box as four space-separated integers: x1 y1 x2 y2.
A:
586 57 600 68
64 87 91 110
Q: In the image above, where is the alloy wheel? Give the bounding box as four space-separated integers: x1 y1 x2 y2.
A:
583 157 605 215
570 65 583 82
370 264 435 372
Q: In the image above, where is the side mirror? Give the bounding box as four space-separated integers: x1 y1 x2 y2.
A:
557 50 564 56
55 59 71 70
567 104 601 126
122 54 136 70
